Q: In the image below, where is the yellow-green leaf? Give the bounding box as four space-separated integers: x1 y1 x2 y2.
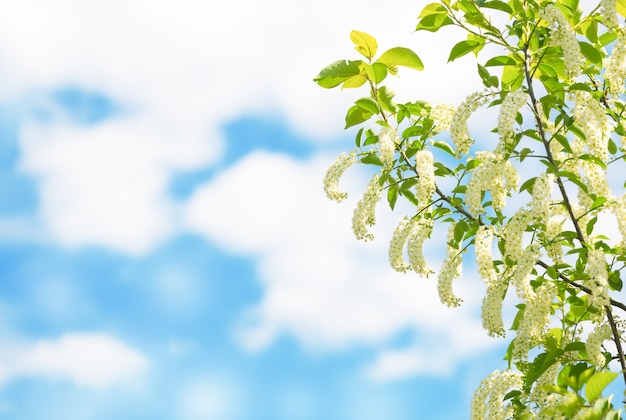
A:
377 47 424 70
448 40 481 62
350 30 378 60
313 60 362 88
585 372 618 402
418 2 447 17
618 0 626 18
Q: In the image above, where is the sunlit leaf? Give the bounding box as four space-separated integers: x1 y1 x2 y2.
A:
377 47 424 70
585 372 618 402
350 30 378 60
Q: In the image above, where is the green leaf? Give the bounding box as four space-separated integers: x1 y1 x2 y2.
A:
585 372 618 402
519 177 537 195
419 3 448 17
355 97 379 115
350 30 378 60
448 40 481 62
360 153 383 166
433 141 455 156
484 55 517 66
355 127 364 147
569 83 592 92
579 41 603 65
416 13 454 32
377 47 424 70
371 62 388 83
387 183 399 209
345 105 374 129
377 86 396 113
479 1 512 13
314 60 362 88
501 65 524 90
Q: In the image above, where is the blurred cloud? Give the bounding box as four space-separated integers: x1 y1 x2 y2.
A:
1 333 148 389
184 151 504 380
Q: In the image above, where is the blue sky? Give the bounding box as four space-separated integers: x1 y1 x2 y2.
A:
0 1 517 419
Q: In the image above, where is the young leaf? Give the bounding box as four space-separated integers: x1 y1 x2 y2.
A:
350 30 378 60
377 47 424 70
355 97 380 115
585 372 618 402
479 1 512 13
579 41 603 65
448 40 481 62
345 105 374 129
484 55 517 66
416 13 454 32
418 2 448 17
377 86 397 112
314 60 363 88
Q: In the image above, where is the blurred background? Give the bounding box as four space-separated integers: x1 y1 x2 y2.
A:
0 1 511 418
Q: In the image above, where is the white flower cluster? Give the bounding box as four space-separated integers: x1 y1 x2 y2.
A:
531 173 554 223
389 216 413 272
601 0 619 29
389 216 434 276
450 90 493 156
540 4 584 80
529 363 566 419
476 226 498 284
431 102 456 132
513 282 556 359
438 223 463 307
545 216 565 263
323 151 356 202
586 248 610 310
466 152 519 215
352 174 382 241
572 91 614 163
378 126 398 167
415 150 436 206
497 89 527 149
611 194 626 248
471 370 524 420
505 209 532 263
586 323 612 366
476 226 506 336
512 246 540 302
604 30 626 96
581 161 611 202
408 217 434 276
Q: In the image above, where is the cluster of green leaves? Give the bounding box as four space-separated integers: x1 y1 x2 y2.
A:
315 0 626 418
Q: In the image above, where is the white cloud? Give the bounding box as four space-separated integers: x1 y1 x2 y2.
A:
184 151 504 380
0 0 483 254
1 333 148 389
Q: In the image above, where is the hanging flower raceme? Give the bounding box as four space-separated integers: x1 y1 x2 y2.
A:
323 151 356 202
437 223 463 307
530 173 554 223
586 323 613 367
586 248 610 310
414 150 436 206
540 4 584 80
601 0 620 29
513 282 556 360
450 90 493 156
378 125 398 168
496 89 527 152
407 216 434 276
352 174 383 241
572 91 614 163
604 29 626 97
431 102 456 132
465 152 519 215
389 216 413 273
471 370 524 420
